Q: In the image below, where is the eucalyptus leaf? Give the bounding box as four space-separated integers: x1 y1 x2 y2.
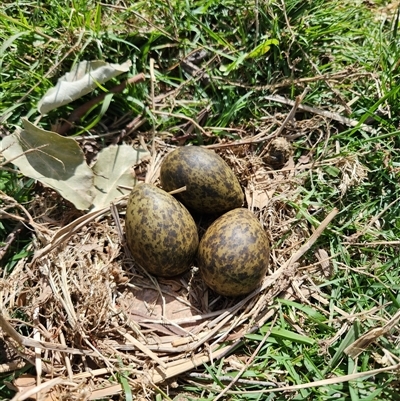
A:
1 118 94 210
38 59 132 114
91 144 150 211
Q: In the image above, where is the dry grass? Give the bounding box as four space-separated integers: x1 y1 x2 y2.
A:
0 101 346 400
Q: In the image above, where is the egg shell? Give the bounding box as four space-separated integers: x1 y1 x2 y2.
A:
160 146 244 214
125 183 199 277
197 208 269 297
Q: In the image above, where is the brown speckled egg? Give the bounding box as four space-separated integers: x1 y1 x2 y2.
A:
160 146 243 214
197 208 269 297
125 183 199 277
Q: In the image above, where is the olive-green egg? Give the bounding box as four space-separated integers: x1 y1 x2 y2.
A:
197 208 269 297
125 183 199 277
160 146 244 214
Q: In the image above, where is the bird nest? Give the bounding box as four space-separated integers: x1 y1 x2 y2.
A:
0 129 336 400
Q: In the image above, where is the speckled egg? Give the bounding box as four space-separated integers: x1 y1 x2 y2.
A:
160 146 244 214
125 183 199 277
197 208 269 297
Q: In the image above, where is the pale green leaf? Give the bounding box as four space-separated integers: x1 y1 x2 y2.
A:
246 38 279 59
90 144 150 210
219 39 278 75
1 118 94 210
37 59 132 114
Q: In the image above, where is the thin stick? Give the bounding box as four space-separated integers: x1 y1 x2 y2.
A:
264 94 376 134
254 0 259 42
86 345 230 399
59 331 73 380
344 309 400 358
343 240 400 246
187 372 277 387
32 308 42 392
214 70 369 92
167 186 187 195
153 110 208 136
150 58 156 111
0 221 24 261
1 145 47 174
204 129 276 149
275 86 310 137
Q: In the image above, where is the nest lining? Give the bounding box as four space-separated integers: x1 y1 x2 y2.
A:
0 124 336 399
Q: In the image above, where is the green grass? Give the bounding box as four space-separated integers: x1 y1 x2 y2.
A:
2 0 400 400
0 167 34 272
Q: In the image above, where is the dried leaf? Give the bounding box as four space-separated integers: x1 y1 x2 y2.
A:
38 59 132 114
1 118 94 210
298 154 311 164
11 375 61 401
345 309 400 359
245 188 272 210
91 144 150 210
10 374 36 392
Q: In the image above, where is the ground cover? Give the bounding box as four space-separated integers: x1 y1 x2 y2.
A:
1 0 400 400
